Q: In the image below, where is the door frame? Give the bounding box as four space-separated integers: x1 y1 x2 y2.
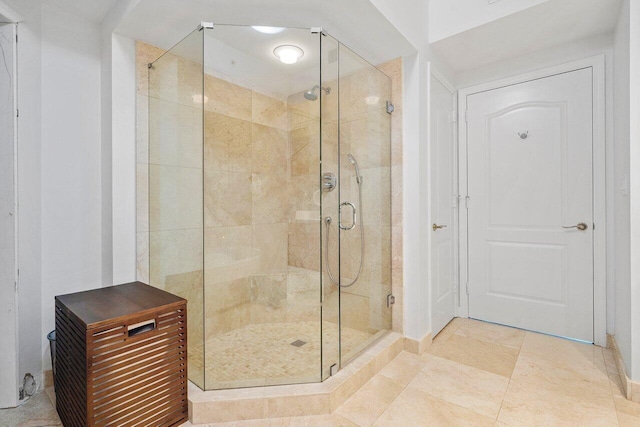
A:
427 62 459 333
457 55 606 346
0 19 19 407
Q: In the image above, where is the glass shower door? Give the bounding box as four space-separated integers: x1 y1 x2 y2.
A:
148 28 205 389
338 44 392 365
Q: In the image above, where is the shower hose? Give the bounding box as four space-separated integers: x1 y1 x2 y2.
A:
324 178 364 288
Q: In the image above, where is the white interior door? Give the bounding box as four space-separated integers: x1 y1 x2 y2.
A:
466 68 594 342
0 22 19 408
430 72 457 337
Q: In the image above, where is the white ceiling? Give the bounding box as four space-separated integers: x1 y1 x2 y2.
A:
45 0 119 24
115 0 416 66
431 0 622 72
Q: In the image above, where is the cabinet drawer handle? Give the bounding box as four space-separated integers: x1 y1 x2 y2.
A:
127 320 156 337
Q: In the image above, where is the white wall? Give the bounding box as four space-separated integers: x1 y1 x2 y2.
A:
39 2 103 371
369 0 455 342
613 0 632 377
1 0 44 393
428 0 548 43
627 0 640 380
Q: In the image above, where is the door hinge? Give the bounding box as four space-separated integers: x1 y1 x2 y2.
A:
16 109 19 118
465 282 470 295
451 110 457 123
464 195 470 209
386 100 395 114
386 294 395 307
451 195 459 208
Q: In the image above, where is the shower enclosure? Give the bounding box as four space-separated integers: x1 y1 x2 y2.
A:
148 23 392 390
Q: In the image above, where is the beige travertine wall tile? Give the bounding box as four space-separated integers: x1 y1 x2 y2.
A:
253 223 288 274
205 277 251 313
204 73 252 121
149 97 202 168
204 225 254 285
149 228 203 288
204 171 252 227
252 174 288 224
288 222 321 271
204 111 252 173
136 94 149 162
148 52 203 108
341 293 371 333
252 123 288 175
148 164 202 231
136 163 148 233
253 91 288 131
136 41 165 96
136 231 149 283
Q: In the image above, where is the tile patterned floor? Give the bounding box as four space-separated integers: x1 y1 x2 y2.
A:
4 318 640 426
195 321 373 388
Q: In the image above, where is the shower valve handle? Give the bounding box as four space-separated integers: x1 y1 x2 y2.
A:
339 202 357 230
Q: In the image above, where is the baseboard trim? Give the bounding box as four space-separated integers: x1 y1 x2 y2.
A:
403 332 432 355
608 334 640 402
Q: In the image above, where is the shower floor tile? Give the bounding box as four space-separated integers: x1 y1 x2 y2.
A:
191 321 373 388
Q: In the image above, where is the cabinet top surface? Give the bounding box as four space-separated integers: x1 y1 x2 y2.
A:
55 282 185 328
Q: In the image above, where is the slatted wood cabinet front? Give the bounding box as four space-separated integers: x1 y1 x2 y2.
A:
55 282 188 426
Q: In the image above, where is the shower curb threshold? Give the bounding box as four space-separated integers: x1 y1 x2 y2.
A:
188 332 403 424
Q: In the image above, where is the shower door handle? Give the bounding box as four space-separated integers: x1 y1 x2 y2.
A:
339 202 357 230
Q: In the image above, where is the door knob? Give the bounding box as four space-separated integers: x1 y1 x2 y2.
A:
562 222 588 231
432 223 447 231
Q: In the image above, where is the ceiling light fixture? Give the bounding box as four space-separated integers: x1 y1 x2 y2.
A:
252 26 285 34
273 45 304 64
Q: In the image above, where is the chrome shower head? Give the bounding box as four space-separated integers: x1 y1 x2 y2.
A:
304 85 331 101
304 89 318 101
347 153 362 184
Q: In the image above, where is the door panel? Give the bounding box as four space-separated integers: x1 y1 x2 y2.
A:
430 74 456 337
467 68 593 342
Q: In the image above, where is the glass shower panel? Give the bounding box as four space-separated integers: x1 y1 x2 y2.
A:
338 43 392 365
320 33 340 379
201 25 322 389
148 28 205 388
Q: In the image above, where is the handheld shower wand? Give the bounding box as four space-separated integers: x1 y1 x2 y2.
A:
324 153 365 288
347 153 362 184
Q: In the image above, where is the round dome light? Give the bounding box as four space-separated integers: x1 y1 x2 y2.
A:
252 26 285 34
273 45 304 64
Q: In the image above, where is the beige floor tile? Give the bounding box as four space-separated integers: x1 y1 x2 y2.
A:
410 355 510 419
510 352 611 401
372 386 495 427
520 332 606 375
335 375 404 426
377 351 425 387
615 395 640 419
432 317 467 343
288 414 358 426
0 391 61 427
455 319 526 349
428 333 519 378
497 390 619 427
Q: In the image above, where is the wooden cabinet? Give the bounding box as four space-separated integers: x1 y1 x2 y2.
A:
54 281 188 426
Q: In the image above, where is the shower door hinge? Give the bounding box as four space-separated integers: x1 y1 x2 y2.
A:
386 101 395 115
199 22 214 30
451 110 457 123
330 363 338 376
465 282 470 295
464 195 470 209
386 294 395 308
